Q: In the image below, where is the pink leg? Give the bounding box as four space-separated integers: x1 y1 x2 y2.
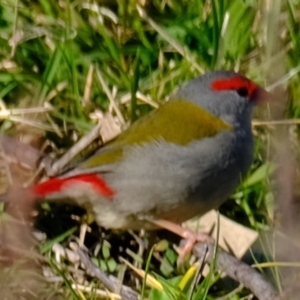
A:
150 219 213 263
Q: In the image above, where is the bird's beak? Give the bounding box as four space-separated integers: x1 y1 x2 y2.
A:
254 87 272 104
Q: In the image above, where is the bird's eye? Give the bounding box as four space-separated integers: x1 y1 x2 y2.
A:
236 87 249 97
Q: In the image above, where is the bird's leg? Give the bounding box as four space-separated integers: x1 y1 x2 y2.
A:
150 219 214 264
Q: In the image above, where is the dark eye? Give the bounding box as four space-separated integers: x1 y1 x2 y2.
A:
236 87 249 97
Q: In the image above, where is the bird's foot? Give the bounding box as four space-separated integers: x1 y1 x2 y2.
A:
150 219 213 264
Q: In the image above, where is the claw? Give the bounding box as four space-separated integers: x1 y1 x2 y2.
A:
149 219 214 264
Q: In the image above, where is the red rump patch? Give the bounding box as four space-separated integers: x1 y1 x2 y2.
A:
211 76 258 99
33 174 116 198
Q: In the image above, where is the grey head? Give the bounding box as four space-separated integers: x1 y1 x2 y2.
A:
173 70 267 127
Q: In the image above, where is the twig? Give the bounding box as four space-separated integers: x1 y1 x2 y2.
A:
252 119 300 126
192 243 280 300
266 64 300 91
71 243 139 300
5 116 56 131
0 106 53 118
95 67 126 126
45 122 102 177
71 283 123 299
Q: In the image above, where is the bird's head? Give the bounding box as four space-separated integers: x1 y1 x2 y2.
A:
174 70 270 125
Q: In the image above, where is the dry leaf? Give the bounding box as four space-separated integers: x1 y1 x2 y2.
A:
183 210 258 259
99 112 122 143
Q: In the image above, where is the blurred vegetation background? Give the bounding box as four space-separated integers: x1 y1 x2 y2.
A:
0 0 300 299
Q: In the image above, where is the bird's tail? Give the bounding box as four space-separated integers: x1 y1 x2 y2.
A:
0 173 115 206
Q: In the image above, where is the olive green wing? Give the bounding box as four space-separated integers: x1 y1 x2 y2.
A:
79 99 232 170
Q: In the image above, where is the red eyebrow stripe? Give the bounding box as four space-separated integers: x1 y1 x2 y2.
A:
33 174 116 198
211 76 257 98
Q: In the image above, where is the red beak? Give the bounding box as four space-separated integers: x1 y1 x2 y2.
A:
254 87 272 104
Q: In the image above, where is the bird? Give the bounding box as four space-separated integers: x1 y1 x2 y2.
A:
4 70 269 234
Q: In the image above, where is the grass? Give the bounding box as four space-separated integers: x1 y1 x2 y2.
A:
0 0 300 299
